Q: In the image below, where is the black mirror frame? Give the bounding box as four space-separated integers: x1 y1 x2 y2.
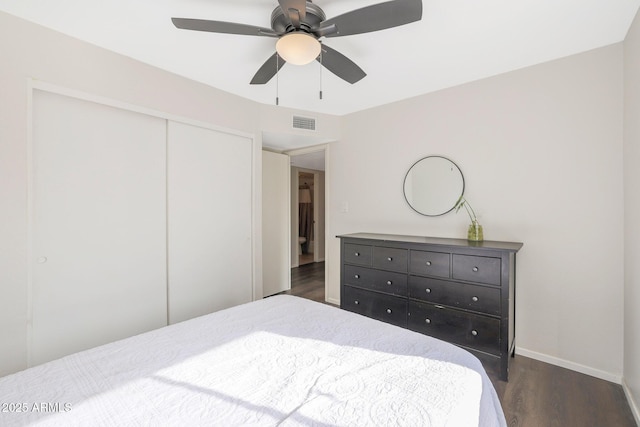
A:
403 155 465 217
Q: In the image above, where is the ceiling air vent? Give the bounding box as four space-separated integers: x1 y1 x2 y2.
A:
292 115 316 131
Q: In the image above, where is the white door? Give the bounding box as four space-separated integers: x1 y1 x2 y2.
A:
262 151 291 297
167 121 253 324
31 90 168 366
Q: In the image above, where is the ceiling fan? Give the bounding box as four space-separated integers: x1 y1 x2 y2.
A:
172 0 423 85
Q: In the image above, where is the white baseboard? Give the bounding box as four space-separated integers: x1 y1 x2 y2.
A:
326 297 340 306
622 379 640 425
516 347 622 384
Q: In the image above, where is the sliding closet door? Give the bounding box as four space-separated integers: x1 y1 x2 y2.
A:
167 121 253 324
31 90 168 366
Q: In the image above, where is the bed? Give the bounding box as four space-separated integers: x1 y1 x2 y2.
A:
0 295 506 426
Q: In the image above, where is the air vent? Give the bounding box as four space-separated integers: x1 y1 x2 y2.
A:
292 115 316 131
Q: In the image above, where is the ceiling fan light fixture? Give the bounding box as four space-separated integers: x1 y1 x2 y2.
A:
276 32 321 65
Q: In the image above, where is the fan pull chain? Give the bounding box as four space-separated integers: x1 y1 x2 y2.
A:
319 49 323 100
276 54 280 106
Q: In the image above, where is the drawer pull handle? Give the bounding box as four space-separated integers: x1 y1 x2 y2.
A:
354 300 359 305
425 288 432 294
386 308 392 314
472 296 479 302
426 261 432 266
425 318 431 324
354 274 360 279
471 330 478 336
386 280 392 285
472 266 479 272
355 252 360 256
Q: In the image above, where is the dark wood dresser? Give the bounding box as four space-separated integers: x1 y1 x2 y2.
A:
338 232 523 381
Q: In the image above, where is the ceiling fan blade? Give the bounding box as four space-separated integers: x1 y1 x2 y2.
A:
250 52 286 85
319 0 422 38
278 0 307 28
317 44 366 84
172 18 279 37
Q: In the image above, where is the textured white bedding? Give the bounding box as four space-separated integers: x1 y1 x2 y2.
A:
0 295 506 426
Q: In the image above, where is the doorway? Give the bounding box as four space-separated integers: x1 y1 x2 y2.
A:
288 146 327 301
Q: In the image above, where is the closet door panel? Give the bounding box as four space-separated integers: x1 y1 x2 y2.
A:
168 121 253 324
31 90 167 366
262 150 290 297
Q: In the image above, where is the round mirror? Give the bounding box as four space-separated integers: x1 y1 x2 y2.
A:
403 156 465 216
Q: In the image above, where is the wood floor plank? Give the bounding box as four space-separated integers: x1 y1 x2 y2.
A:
491 355 636 427
287 261 331 305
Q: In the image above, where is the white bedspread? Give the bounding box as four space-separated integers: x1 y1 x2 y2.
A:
0 295 506 426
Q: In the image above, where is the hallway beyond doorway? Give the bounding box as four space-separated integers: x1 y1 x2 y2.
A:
287 262 330 305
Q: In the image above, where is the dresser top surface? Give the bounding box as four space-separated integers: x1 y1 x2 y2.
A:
337 232 523 252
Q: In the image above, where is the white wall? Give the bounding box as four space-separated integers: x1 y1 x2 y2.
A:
624 8 640 422
260 104 341 143
314 170 326 263
328 44 625 381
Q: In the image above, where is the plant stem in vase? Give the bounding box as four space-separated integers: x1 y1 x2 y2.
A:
455 196 484 242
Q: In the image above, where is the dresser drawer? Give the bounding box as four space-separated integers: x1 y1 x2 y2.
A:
373 247 408 273
408 276 500 315
452 254 501 286
342 286 407 328
409 250 450 278
344 265 407 296
343 243 372 266
407 301 500 355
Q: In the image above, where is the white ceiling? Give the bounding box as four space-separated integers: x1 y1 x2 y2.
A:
1 0 638 117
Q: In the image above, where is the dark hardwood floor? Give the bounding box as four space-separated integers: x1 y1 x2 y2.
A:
286 262 638 426
287 261 329 304
492 356 636 427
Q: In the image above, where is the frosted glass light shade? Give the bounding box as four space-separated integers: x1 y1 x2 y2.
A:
276 32 321 65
